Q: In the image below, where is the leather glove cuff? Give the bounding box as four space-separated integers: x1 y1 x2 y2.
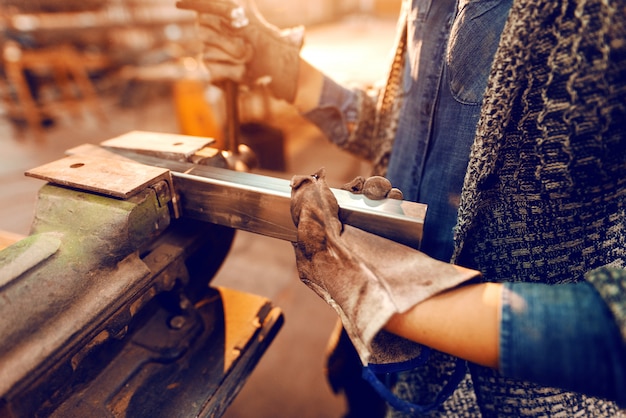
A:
291 169 479 365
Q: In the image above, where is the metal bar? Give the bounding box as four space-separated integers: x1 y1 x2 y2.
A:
101 131 215 160
174 167 427 248
65 145 427 249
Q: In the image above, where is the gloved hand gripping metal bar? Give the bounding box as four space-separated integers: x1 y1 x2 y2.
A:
0 131 426 417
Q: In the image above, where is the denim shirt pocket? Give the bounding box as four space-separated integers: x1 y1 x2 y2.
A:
447 0 512 105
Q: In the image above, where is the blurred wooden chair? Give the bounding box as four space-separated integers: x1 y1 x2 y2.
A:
2 41 107 140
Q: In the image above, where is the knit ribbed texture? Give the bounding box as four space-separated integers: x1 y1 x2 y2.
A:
454 0 626 284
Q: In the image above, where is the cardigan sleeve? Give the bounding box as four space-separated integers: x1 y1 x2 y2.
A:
302 76 383 162
300 6 408 175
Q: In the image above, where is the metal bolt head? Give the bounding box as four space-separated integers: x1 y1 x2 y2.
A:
169 315 187 330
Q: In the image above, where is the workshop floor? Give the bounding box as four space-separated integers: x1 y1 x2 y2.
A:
0 13 397 418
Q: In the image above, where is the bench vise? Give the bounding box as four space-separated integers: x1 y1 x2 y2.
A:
0 131 427 417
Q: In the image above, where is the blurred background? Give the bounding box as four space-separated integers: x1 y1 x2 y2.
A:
1 1 400 416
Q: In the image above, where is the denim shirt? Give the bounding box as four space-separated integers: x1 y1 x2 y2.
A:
387 0 512 262
309 0 512 263
303 0 626 410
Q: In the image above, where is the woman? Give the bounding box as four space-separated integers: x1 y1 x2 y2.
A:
179 0 626 415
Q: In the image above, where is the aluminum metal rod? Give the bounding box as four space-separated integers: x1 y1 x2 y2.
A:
175 169 426 248
65 146 427 249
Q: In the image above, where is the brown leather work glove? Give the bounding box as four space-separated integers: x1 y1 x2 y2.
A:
341 175 404 200
290 168 480 365
176 0 303 102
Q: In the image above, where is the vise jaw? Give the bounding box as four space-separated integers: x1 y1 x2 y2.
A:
0 137 282 418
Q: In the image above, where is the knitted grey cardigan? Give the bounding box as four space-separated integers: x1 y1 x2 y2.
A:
340 0 626 414
451 0 626 413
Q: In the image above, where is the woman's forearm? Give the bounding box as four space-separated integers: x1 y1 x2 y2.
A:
384 282 502 369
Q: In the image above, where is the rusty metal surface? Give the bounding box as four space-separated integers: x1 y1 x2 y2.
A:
1 136 285 416
0 193 243 416
0 232 61 289
0 184 171 402
47 287 283 418
101 130 215 161
25 153 174 199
